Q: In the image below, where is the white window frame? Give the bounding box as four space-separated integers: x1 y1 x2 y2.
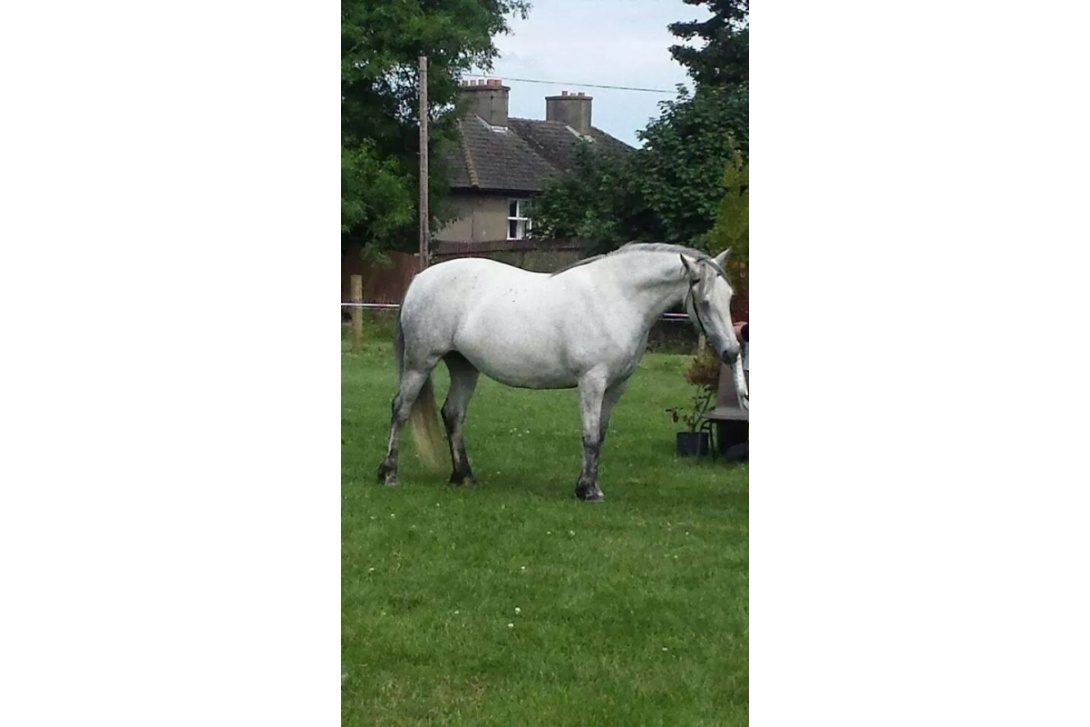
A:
507 198 532 240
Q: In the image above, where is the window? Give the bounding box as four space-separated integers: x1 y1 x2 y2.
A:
507 198 532 240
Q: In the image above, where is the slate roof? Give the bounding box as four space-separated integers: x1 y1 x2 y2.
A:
443 114 633 193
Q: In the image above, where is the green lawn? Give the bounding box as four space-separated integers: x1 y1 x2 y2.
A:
342 335 748 726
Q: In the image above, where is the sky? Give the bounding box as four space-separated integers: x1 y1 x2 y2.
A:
469 0 711 148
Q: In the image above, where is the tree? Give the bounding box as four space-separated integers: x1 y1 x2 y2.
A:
341 143 413 239
534 84 747 251
341 0 530 251
708 150 748 320
668 0 749 88
532 141 648 251
708 149 748 265
534 0 748 253
630 84 747 248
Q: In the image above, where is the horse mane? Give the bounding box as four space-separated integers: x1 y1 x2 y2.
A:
550 242 710 277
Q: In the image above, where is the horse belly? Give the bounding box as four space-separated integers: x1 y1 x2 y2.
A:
454 318 578 389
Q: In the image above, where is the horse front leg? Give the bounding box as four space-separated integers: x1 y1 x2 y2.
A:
575 372 608 502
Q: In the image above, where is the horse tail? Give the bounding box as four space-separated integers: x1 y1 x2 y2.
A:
408 375 444 471
394 313 405 378
396 310 444 471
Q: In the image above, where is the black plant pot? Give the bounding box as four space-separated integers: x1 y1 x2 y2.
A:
676 431 710 457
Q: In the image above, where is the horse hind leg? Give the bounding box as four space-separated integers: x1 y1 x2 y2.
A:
377 365 435 486
441 352 480 486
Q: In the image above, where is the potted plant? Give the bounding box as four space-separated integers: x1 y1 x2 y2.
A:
665 348 721 456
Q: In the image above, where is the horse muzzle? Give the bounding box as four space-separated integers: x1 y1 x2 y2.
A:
720 346 740 365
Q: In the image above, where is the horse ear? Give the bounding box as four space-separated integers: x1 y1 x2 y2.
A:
713 248 731 268
680 254 699 281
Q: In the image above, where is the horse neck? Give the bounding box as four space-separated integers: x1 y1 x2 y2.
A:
595 252 688 325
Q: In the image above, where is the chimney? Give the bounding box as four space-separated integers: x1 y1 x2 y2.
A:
546 90 593 135
459 78 509 127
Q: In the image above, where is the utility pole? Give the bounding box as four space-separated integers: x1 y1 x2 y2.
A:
418 55 429 271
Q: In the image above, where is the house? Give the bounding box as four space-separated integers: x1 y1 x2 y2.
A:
341 80 633 305
437 79 633 244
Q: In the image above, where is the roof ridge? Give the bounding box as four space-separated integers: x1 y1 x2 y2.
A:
511 117 631 149
458 119 481 188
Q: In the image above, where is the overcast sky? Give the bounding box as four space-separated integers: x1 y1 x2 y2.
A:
469 0 711 148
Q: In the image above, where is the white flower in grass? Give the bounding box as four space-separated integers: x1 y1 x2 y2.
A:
514 607 521 615
520 566 527 572
368 567 375 573
507 623 514 629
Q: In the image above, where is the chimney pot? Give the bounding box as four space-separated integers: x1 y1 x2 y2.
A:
545 90 593 134
459 77 510 126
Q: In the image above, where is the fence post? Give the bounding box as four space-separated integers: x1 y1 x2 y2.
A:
350 274 363 348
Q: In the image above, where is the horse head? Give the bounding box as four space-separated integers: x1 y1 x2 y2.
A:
680 249 741 365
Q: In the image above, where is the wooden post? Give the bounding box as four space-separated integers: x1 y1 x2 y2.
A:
418 55 429 271
350 274 363 348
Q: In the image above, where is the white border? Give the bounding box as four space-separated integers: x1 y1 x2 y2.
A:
753 1 1090 724
1 2 341 724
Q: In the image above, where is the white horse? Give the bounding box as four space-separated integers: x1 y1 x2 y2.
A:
377 242 748 501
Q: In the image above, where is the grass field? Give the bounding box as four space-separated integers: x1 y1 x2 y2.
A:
342 331 748 726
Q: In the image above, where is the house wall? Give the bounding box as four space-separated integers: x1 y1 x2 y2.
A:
435 196 475 241
436 193 516 243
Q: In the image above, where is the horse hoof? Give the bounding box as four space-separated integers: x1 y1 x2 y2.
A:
449 473 479 487
575 489 605 502
377 464 399 486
